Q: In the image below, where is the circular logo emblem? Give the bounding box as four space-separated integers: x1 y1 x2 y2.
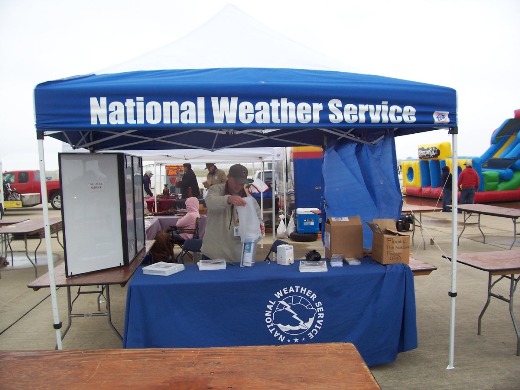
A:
265 286 324 343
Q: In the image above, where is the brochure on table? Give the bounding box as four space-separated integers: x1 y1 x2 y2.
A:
143 262 185 276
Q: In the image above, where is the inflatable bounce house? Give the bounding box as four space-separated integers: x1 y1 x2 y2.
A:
403 110 520 203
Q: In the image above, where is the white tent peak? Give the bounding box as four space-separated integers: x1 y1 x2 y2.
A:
132 147 284 165
97 4 357 74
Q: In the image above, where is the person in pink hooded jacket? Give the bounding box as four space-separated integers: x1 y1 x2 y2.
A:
170 197 200 245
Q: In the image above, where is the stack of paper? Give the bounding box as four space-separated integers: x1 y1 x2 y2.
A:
330 254 344 267
143 262 185 276
299 260 328 272
197 259 227 270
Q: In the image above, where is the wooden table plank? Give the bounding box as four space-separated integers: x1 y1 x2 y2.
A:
457 204 520 218
0 217 61 235
456 250 520 275
402 205 440 213
0 343 380 390
409 257 437 276
27 240 154 289
0 216 29 226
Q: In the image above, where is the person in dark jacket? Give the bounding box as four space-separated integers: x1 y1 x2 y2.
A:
440 165 453 212
143 170 154 198
180 163 201 199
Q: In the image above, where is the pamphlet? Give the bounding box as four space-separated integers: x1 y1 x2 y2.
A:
299 260 328 272
330 254 344 267
143 262 185 276
197 259 227 270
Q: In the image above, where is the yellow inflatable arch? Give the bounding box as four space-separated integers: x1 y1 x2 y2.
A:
401 160 421 187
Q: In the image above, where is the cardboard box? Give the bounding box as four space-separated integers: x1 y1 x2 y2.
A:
367 219 410 264
324 216 363 259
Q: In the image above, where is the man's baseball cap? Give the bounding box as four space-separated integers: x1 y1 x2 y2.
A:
228 164 248 185
464 161 472 167
145 170 153 176
205 163 215 169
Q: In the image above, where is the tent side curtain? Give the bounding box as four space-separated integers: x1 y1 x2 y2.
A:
34 68 457 151
322 134 402 249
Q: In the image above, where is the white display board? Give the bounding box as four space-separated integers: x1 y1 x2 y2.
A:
60 153 144 276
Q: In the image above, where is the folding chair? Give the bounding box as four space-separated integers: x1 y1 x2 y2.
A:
264 239 289 262
175 238 203 264
168 217 200 255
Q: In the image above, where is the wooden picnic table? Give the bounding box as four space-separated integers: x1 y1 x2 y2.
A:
0 343 380 389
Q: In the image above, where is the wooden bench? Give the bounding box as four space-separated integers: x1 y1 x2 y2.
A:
0 343 380 389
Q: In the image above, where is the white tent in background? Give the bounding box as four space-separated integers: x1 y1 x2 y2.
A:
96 5 356 74
137 146 286 236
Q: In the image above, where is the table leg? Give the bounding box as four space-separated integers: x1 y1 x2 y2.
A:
507 275 519 356
61 285 122 343
61 286 73 341
476 214 485 243
55 231 64 249
410 213 416 246
22 234 38 277
418 213 426 250
457 212 468 245
105 285 123 341
4 234 14 265
510 218 518 250
457 211 484 246
409 213 426 250
478 273 520 356
0 233 6 279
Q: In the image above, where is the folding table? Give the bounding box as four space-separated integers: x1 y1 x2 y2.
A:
457 204 520 249
455 250 520 355
0 217 63 276
27 241 152 342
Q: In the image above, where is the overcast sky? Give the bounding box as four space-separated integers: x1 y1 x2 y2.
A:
1 0 519 171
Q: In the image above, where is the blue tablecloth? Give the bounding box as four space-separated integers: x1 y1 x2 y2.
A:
123 259 417 366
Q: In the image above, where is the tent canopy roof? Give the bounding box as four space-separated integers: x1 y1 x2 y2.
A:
131 147 283 165
34 5 457 152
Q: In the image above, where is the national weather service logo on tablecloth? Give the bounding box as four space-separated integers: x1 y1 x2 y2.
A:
265 285 324 343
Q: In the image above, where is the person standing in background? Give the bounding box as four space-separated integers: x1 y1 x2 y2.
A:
458 161 480 204
203 163 227 189
143 170 154 198
180 163 201 199
440 165 453 212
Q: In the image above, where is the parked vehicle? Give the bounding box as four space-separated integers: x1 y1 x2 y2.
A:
2 170 61 210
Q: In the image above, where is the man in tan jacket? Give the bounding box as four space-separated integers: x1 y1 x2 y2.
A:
201 164 264 263
203 163 227 188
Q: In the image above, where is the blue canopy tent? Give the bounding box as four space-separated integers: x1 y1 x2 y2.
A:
32 5 460 367
35 67 456 243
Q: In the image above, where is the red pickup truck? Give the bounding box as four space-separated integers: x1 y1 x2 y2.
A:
2 170 61 210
